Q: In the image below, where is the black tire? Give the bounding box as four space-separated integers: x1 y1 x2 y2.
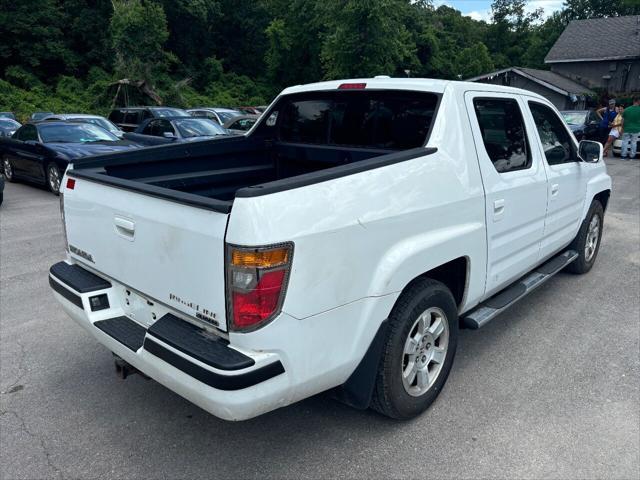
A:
371 278 458 420
2 156 15 182
565 200 604 274
46 162 61 195
0 191 3 206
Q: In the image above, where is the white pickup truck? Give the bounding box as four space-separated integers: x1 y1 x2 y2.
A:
50 78 611 421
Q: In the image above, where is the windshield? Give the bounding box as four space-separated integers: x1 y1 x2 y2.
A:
175 118 226 138
216 110 242 123
153 108 188 118
0 118 20 128
562 111 587 125
39 123 120 143
70 117 121 134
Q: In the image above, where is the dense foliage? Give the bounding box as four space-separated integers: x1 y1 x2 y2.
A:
0 0 638 120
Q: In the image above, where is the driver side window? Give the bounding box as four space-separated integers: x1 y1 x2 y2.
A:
18 125 38 141
529 102 575 166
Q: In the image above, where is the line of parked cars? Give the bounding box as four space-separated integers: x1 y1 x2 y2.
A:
0 105 262 200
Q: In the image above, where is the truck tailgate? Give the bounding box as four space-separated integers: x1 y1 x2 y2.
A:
63 177 229 331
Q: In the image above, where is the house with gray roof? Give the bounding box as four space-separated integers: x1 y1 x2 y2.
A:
545 15 640 95
466 66 595 110
468 16 639 110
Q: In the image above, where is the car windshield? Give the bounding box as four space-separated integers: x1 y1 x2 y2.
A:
174 118 227 138
71 117 121 134
228 118 257 131
39 123 119 143
216 110 242 123
153 108 189 118
0 118 20 128
562 112 587 125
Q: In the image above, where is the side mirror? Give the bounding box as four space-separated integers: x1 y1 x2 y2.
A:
578 140 602 163
162 132 176 139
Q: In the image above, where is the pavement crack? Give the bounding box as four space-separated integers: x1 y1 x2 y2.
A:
1 409 65 480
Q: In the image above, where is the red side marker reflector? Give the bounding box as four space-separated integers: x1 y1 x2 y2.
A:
66 178 76 190
338 83 366 90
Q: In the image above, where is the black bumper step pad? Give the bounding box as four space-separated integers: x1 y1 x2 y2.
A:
95 316 146 352
144 338 285 391
49 276 83 309
146 314 254 370
50 262 111 293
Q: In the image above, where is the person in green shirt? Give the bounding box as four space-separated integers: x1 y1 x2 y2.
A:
621 96 640 159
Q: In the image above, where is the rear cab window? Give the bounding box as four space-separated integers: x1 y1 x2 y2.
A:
472 98 531 173
272 90 439 150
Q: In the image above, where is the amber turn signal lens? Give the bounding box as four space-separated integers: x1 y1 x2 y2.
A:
231 247 290 268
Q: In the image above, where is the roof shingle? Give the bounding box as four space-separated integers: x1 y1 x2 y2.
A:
545 16 640 63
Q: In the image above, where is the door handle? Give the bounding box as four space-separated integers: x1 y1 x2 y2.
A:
493 199 505 221
551 183 559 197
114 216 135 240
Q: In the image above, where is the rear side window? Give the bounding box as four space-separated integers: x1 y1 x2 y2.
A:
473 98 531 173
109 110 124 123
529 102 575 165
278 91 438 150
123 111 140 125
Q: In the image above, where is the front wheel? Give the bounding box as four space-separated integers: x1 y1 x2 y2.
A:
3 156 15 182
371 278 458 419
46 163 61 194
566 200 604 274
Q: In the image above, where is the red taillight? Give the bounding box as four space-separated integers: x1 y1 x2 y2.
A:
226 243 293 331
232 270 286 328
338 82 366 90
66 178 75 190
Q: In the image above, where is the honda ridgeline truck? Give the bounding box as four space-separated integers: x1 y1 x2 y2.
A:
49 78 611 420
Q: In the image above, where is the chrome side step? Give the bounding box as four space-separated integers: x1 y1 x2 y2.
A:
462 250 578 329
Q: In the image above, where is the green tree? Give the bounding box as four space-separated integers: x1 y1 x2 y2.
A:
455 42 494 79
110 0 170 81
319 0 417 79
0 0 76 78
561 0 640 20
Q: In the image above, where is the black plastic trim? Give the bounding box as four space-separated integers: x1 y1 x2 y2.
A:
50 261 111 293
147 314 254 370
236 147 437 197
94 316 147 352
49 276 83 309
67 169 233 214
332 319 388 409
143 338 285 391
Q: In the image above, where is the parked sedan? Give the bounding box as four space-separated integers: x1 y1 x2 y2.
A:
1 122 140 194
124 117 228 145
186 107 243 125
43 114 124 138
108 106 189 132
223 114 259 134
0 118 21 137
561 110 600 141
30 112 54 121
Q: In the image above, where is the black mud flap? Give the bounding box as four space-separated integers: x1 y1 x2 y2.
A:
331 320 388 410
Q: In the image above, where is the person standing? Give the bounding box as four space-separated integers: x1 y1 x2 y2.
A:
621 96 640 160
603 105 624 157
597 99 618 146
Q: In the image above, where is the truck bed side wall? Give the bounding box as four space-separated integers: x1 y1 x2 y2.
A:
225 86 487 402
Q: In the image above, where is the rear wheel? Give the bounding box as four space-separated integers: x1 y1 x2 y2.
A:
46 163 61 194
3 156 15 182
371 278 458 419
566 200 604 274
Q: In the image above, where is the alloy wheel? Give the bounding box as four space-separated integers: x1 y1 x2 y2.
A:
401 307 450 397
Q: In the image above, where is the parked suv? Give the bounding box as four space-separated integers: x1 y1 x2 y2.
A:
51 78 610 421
108 107 189 132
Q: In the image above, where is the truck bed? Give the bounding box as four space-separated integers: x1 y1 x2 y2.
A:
69 135 430 212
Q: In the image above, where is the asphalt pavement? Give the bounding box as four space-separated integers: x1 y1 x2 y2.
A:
1 158 639 479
